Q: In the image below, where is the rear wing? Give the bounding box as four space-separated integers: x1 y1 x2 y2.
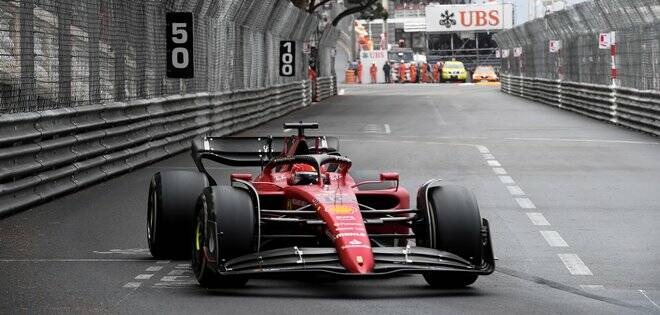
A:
191 136 340 167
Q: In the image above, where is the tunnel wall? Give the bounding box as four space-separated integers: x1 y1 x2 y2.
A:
494 0 659 135
0 0 338 216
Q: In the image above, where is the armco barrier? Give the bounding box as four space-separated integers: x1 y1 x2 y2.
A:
0 80 316 217
501 75 659 136
316 76 337 102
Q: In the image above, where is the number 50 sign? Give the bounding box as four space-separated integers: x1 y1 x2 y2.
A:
166 12 194 78
280 41 296 77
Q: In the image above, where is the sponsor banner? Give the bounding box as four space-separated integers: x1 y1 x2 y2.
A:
359 50 388 83
513 47 522 57
599 32 615 49
549 40 561 53
426 3 513 32
501 49 510 58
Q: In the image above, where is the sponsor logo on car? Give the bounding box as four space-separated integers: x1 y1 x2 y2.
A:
330 205 354 214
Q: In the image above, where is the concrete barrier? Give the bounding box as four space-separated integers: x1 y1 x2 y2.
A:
0 80 322 217
501 75 659 136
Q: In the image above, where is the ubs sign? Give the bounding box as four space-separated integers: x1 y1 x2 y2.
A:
426 4 513 32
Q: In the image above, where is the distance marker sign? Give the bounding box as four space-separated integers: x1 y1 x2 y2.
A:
280 41 296 77
166 12 194 78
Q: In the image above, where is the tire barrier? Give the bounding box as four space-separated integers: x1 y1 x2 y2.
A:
315 76 337 102
501 75 659 136
0 81 312 217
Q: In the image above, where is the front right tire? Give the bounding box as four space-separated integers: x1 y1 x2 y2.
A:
415 184 484 288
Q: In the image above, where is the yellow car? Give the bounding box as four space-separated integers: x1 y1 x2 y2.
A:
472 66 499 82
441 61 468 82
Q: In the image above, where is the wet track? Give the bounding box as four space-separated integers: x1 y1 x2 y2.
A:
1 84 659 314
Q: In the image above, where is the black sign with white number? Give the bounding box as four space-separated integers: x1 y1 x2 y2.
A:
166 12 194 78
279 41 295 77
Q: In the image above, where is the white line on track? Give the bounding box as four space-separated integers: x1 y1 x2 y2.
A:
146 266 163 272
135 274 154 280
558 254 593 275
580 285 605 290
499 176 515 184
0 259 156 262
492 167 507 175
123 282 142 288
515 197 536 209
526 213 550 226
167 269 189 276
487 160 502 167
477 145 490 153
338 88 345 95
506 185 525 196
384 124 391 134
638 290 660 310
157 260 171 264
482 153 495 160
540 231 569 247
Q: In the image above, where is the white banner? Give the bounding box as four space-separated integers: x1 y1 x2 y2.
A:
501 49 509 58
549 40 561 53
359 50 389 83
513 47 522 57
426 3 513 32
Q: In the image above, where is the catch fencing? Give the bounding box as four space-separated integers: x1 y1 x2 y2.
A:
0 0 338 216
495 0 659 135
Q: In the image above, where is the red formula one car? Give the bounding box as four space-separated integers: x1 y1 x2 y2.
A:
146 122 494 288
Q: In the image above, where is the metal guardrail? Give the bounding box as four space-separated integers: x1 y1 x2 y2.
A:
0 80 315 217
315 76 337 102
501 75 659 136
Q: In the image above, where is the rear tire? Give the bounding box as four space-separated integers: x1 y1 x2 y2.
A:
415 184 483 288
192 186 255 288
147 171 208 259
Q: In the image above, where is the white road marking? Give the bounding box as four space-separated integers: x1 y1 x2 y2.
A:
558 254 593 275
515 197 536 209
526 213 550 226
482 153 495 160
167 269 190 276
487 160 502 167
492 167 507 175
499 176 515 184
0 259 155 262
123 282 141 288
175 264 191 269
156 260 170 264
338 88 345 95
146 266 163 272
506 185 525 196
476 145 490 153
154 281 198 287
161 276 190 282
93 248 149 255
638 290 660 310
540 231 569 247
135 274 154 280
384 124 391 134
580 285 605 290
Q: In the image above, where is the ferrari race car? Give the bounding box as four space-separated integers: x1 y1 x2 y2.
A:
146 122 494 288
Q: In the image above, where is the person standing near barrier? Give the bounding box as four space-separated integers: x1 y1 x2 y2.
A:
433 62 441 83
383 62 391 83
420 63 428 83
399 60 407 83
370 63 378 84
356 61 363 84
409 63 417 83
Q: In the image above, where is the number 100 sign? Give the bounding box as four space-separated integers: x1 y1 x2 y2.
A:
280 41 296 77
166 12 194 78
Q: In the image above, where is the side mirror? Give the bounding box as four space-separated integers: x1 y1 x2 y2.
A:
380 172 400 191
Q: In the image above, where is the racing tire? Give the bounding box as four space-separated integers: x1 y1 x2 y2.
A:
192 186 255 288
415 184 483 288
147 171 209 259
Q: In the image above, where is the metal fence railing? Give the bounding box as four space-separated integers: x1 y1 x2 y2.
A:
494 0 659 91
0 0 336 114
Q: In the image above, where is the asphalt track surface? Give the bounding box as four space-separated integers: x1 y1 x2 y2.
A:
1 83 659 314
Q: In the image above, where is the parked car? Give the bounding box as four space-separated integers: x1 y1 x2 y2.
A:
442 61 468 82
